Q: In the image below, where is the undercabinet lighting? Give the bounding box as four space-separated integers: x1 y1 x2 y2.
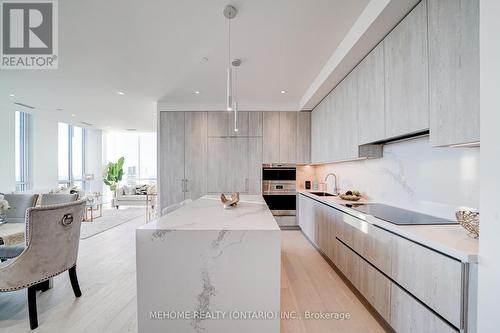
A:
449 141 480 148
117 91 125 95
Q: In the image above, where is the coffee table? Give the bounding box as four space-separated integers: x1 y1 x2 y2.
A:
84 196 108 222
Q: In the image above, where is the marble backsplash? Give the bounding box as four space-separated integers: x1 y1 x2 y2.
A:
298 136 479 220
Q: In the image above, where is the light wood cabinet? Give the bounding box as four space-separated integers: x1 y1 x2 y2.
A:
207 111 249 137
357 42 385 144
296 112 311 164
384 0 429 139
263 112 280 163
279 112 297 164
247 137 263 194
391 234 463 327
184 112 208 201
207 137 249 193
390 283 458 333
334 72 359 160
159 112 208 209
248 111 263 137
428 0 479 147
159 112 185 209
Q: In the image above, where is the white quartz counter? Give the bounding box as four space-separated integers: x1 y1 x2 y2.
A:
299 191 478 263
140 195 279 231
136 195 281 333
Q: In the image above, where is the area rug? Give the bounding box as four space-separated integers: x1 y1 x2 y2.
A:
80 207 145 239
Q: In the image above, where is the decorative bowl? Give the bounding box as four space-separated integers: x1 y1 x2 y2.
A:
339 194 362 202
456 210 479 239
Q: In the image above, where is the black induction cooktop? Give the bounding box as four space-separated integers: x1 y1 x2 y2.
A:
342 203 458 226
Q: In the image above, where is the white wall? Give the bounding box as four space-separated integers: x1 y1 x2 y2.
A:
31 114 58 191
0 109 16 192
477 0 500 331
85 128 104 193
308 136 479 220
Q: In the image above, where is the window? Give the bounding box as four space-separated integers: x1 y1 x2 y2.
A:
58 123 86 189
15 111 30 191
104 132 156 186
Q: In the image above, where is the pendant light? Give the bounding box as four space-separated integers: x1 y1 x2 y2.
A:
224 5 237 111
232 58 241 132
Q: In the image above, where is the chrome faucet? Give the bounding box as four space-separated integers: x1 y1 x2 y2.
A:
324 173 339 195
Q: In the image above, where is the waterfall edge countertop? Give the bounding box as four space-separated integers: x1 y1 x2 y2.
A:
139 195 280 231
136 195 281 333
299 191 478 263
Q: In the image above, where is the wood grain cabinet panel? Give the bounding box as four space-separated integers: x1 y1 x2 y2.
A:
391 235 463 327
207 137 249 193
159 112 185 209
207 111 249 137
390 283 458 333
184 112 208 201
248 111 263 137
263 112 280 163
357 42 385 144
428 0 479 146
384 0 429 139
279 112 297 164
296 112 311 164
247 137 263 194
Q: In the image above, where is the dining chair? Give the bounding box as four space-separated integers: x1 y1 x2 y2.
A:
40 193 79 205
0 200 85 330
4 194 39 223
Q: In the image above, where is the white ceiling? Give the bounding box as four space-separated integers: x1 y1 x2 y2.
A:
0 0 415 132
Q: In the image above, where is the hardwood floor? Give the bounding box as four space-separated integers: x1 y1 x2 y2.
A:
0 217 384 333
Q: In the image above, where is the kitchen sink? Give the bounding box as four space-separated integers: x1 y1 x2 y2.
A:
309 192 335 197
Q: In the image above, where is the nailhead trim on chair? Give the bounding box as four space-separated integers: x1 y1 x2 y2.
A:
0 263 76 292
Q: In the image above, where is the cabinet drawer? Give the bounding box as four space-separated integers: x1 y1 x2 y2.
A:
390 283 458 333
335 211 392 274
335 239 391 323
391 236 463 328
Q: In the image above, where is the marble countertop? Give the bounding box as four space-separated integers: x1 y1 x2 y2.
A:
139 195 280 231
299 191 479 263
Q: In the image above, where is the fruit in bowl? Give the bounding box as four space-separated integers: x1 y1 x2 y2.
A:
340 190 362 201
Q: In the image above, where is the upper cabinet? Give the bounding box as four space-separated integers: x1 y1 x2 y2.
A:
263 111 311 164
357 43 385 145
296 112 311 164
207 111 249 137
384 0 429 139
428 0 479 147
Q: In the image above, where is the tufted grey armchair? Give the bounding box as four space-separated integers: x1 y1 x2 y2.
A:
40 193 79 206
0 200 85 329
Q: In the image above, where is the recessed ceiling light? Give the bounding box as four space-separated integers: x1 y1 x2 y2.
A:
194 91 200 94
117 91 125 95
71 114 76 117
9 94 15 97
280 90 286 94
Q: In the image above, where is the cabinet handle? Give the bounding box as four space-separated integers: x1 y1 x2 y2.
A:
181 179 185 193
185 179 188 193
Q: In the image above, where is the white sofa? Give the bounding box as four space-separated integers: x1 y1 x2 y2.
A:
113 185 156 209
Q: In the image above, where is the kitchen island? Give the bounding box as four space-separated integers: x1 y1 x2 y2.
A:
136 195 281 333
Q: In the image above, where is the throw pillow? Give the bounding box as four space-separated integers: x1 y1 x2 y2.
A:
123 185 135 195
135 184 148 195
